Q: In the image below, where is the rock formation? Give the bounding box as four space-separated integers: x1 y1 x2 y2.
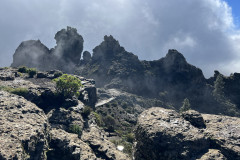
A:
0 67 130 160
134 107 240 160
10 27 240 117
0 91 49 160
11 27 83 73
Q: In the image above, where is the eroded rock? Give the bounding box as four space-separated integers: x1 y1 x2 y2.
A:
0 91 49 160
134 107 240 160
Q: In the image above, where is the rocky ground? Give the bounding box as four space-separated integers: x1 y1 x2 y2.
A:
0 67 130 160
0 67 240 160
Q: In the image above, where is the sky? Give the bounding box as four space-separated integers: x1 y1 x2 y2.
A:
0 0 240 78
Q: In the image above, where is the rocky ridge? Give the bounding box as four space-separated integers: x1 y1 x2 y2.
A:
10 27 240 117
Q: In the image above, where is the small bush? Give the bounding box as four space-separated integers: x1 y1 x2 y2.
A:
10 88 28 96
54 71 63 78
0 86 28 96
180 98 191 113
18 66 28 73
69 124 82 137
82 106 92 117
28 68 37 78
103 115 116 132
93 112 103 126
53 74 82 98
125 133 134 143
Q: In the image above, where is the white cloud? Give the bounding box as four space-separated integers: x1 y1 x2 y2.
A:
0 0 240 77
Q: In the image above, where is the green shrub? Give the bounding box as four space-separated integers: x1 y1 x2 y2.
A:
180 98 191 113
93 112 103 126
10 88 28 96
103 115 116 132
82 106 92 117
28 68 37 78
53 74 82 98
0 86 28 96
69 124 82 137
125 133 134 143
18 66 28 73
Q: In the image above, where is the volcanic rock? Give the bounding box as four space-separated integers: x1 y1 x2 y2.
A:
0 91 49 160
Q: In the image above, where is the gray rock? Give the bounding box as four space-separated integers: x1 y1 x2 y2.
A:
202 114 240 159
82 125 130 160
49 129 97 160
83 51 91 62
47 108 84 131
134 107 240 160
134 107 209 160
0 91 49 160
197 149 227 160
181 109 206 128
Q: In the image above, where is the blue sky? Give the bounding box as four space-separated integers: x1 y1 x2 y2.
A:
226 0 240 28
0 0 240 77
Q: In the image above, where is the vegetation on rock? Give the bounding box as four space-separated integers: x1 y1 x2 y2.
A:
53 74 82 98
68 124 82 137
180 98 191 113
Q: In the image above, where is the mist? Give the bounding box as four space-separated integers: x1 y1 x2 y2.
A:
0 0 240 77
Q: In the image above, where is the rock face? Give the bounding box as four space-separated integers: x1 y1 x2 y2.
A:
0 91 49 160
11 27 83 73
54 27 83 65
11 40 52 70
134 107 240 160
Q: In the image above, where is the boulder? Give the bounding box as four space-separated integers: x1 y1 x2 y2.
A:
48 129 97 160
181 109 206 128
197 149 227 160
81 125 130 160
134 107 240 160
82 51 91 63
202 114 240 159
134 107 209 160
0 91 49 160
48 108 84 131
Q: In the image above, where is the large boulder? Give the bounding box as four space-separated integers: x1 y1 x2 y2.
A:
134 107 240 160
134 107 209 160
0 91 49 160
202 114 240 159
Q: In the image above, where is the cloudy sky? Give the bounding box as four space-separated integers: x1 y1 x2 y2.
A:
0 0 240 77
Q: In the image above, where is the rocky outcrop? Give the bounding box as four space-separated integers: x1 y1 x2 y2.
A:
197 149 227 160
48 129 97 160
134 107 240 160
82 51 91 63
0 68 130 159
54 26 83 65
82 124 130 160
0 68 97 111
11 40 53 70
202 114 240 159
181 110 206 128
0 91 49 160
11 27 83 73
